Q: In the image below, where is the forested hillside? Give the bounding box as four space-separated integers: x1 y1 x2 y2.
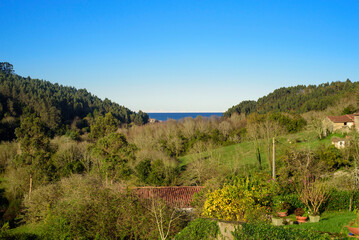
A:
0 63 148 141
224 80 359 117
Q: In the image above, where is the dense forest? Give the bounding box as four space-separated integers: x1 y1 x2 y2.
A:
224 80 359 117
0 62 149 141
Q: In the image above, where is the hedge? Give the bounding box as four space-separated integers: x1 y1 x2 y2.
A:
276 190 359 212
325 190 359 211
174 218 219 240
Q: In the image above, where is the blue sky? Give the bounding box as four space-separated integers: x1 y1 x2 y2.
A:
1 0 358 112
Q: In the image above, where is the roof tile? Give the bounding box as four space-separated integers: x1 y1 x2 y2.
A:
327 114 355 123
132 186 204 208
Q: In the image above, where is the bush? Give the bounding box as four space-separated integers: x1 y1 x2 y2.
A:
325 190 359 211
202 173 275 222
175 218 219 240
274 191 359 213
277 194 305 210
232 223 331 240
24 174 185 239
135 158 179 186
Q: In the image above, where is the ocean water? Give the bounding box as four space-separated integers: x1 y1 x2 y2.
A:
148 112 223 121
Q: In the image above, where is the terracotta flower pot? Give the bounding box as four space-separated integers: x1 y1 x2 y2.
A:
347 226 359 235
296 216 307 223
277 211 288 217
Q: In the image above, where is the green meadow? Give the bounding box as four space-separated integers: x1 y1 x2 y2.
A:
179 130 341 169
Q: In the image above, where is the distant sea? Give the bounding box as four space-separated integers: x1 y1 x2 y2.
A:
148 112 223 121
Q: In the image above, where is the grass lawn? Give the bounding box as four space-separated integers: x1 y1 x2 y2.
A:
179 130 341 169
4 222 45 239
285 211 356 235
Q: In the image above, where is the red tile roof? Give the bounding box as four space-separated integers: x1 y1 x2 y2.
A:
132 186 204 208
327 114 355 123
331 137 345 143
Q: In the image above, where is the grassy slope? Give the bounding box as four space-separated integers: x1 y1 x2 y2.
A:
286 211 356 235
179 130 343 169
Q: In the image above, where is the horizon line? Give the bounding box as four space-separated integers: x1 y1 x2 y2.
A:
144 111 224 113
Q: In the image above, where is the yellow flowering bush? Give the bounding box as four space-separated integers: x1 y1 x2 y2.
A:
202 173 275 222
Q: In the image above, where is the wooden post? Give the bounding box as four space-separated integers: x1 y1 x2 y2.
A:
272 137 275 180
29 174 32 196
105 172 108 187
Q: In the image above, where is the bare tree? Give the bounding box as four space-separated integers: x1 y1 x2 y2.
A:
298 176 329 215
147 195 185 240
247 119 285 170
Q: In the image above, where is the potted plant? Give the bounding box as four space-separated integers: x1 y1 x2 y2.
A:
298 176 329 223
347 208 359 236
275 201 291 217
294 208 307 223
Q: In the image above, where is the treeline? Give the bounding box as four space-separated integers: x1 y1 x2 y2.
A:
224 79 359 117
0 62 148 141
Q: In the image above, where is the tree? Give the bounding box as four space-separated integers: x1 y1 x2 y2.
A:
15 114 50 154
91 133 136 182
342 104 357 115
298 176 329 215
147 195 186 240
0 62 14 75
12 113 55 198
24 175 167 239
247 114 285 171
89 112 119 139
279 148 329 192
135 159 152 183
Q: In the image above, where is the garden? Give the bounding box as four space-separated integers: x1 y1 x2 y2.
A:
176 131 359 239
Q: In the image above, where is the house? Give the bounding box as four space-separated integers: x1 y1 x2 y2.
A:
331 137 348 149
323 113 359 132
149 118 160 123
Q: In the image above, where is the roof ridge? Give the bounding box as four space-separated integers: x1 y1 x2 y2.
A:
131 186 204 189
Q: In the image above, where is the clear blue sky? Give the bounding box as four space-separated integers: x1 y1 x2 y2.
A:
1 0 358 112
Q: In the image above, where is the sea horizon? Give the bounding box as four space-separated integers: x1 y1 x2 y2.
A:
148 112 223 121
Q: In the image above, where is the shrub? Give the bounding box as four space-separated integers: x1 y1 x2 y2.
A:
135 158 179 186
294 208 305 216
24 174 185 239
316 145 347 169
324 190 359 211
175 218 219 240
275 190 359 213
232 223 331 240
298 177 329 215
202 173 275 222
275 194 305 210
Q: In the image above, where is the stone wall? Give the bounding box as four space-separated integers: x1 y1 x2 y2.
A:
217 221 240 240
355 115 359 131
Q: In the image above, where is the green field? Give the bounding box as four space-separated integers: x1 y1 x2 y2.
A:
179 130 343 169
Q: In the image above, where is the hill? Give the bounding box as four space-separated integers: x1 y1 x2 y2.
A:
179 130 342 171
0 62 148 141
224 80 359 117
